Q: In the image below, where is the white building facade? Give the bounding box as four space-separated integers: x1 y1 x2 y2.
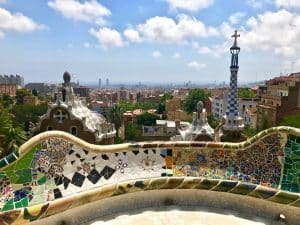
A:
212 91 258 125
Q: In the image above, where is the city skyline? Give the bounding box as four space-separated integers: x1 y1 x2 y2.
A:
0 0 300 83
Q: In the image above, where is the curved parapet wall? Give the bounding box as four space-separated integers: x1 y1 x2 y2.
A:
0 126 300 224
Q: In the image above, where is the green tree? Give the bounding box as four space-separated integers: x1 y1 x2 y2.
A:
125 123 142 141
118 101 159 111
207 114 219 129
183 89 210 114
156 92 173 114
238 88 256 98
32 89 38 96
135 112 160 126
157 102 165 114
16 88 32 105
108 105 124 138
0 104 26 157
280 114 300 128
0 94 14 108
160 92 173 102
11 103 48 131
242 125 257 138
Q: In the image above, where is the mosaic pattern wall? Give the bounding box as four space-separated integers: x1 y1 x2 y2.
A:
281 134 300 192
0 138 170 212
0 127 299 215
173 134 282 188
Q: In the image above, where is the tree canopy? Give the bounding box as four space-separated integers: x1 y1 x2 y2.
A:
16 88 32 105
183 89 210 114
0 103 26 157
280 114 300 128
135 112 160 126
108 104 124 138
125 123 142 141
118 101 159 111
238 88 256 99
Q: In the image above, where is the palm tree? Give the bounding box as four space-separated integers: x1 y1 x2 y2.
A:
0 108 26 158
108 104 123 138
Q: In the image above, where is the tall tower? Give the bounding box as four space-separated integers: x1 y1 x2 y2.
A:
221 30 244 142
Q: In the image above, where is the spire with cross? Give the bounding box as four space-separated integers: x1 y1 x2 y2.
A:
232 30 240 47
222 29 245 138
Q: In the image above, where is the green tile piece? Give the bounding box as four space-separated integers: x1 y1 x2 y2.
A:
14 201 23 209
291 198 300 207
195 179 219 190
2 199 14 212
2 144 41 176
14 144 41 171
249 188 277 199
230 183 257 195
134 180 146 189
5 153 17 164
212 181 238 192
113 185 128 196
15 169 32 184
37 176 46 185
21 197 29 207
0 159 8 168
269 192 299 204
281 136 300 193
145 178 167 190
24 203 49 221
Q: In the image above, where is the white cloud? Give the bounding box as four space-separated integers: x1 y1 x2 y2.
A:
83 42 90 48
198 46 215 55
229 12 246 25
165 0 214 11
89 27 123 49
194 41 230 57
48 0 111 25
123 28 142 43
173 52 181 58
187 61 206 70
239 9 300 58
246 0 271 9
275 0 300 8
246 0 264 8
152 51 161 57
127 14 218 44
0 8 45 33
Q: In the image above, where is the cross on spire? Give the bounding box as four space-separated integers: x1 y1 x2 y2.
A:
232 30 240 47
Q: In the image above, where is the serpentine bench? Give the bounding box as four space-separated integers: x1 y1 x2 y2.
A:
0 126 300 224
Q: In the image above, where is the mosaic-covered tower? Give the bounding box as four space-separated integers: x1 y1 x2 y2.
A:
222 30 244 141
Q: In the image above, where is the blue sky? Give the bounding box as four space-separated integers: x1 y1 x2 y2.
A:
0 0 300 84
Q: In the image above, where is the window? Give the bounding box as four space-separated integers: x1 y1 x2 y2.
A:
47 126 53 131
54 109 68 123
70 127 77 136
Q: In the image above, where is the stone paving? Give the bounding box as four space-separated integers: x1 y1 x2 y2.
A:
89 210 266 225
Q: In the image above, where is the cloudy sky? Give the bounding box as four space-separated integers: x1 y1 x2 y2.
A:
0 0 300 84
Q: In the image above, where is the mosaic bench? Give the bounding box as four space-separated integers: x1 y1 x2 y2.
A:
0 126 300 224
